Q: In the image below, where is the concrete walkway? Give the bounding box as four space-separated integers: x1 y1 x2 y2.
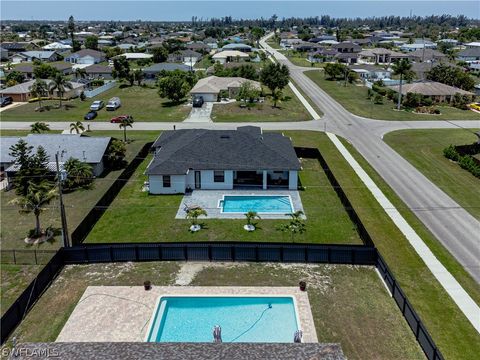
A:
183 103 213 123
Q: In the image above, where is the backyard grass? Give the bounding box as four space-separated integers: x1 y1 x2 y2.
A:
85 145 361 244
319 135 480 360
305 70 480 120
0 131 160 251
211 86 313 122
3 261 423 360
384 128 480 220
1 264 42 315
0 84 190 122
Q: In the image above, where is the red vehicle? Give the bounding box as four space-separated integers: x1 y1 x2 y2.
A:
110 115 132 123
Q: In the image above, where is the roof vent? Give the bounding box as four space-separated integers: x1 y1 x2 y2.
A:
220 135 230 139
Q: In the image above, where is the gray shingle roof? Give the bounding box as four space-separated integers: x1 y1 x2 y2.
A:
11 342 345 360
0 134 111 165
147 127 301 175
144 63 191 73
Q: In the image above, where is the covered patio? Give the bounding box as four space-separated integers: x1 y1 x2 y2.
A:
233 170 291 189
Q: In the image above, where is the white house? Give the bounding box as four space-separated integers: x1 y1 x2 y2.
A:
212 50 249 64
65 49 106 65
43 42 72 52
146 126 301 194
189 76 261 102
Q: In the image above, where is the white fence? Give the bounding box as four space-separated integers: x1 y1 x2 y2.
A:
84 81 116 98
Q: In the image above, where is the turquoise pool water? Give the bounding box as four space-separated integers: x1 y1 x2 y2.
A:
220 195 293 213
146 296 299 343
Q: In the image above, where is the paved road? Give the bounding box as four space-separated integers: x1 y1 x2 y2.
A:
1 38 479 282
261 35 480 283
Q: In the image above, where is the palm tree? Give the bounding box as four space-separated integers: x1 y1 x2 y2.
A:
186 207 207 231
48 73 73 108
70 121 85 134
63 157 94 189
119 116 134 142
392 59 412 110
74 68 87 79
244 211 261 231
30 122 50 134
29 79 49 110
277 210 306 243
9 181 57 238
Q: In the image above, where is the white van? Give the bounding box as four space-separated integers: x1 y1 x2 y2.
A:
106 97 121 111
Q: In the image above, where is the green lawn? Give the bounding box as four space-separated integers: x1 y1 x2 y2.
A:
0 85 190 122
1 264 42 315
286 54 325 68
266 39 281 49
326 136 480 360
384 129 480 220
194 56 215 69
211 86 313 122
3 262 423 360
0 131 160 251
305 70 480 120
86 138 362 244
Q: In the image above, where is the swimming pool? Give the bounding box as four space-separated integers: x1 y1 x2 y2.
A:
146 296 300 343
219 195 294 214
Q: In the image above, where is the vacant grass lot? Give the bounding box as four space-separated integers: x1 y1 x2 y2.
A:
266 39 281 49
3 262 423 360
285 53 324 68
0 85 190 122
384 129 480 220
305 70 480 120
86 147 361 244
211 86 313 122
0 131 160 250
1 264 42 315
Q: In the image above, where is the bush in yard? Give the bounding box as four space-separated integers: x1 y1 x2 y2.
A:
63 157 94 191
459 155 480 177
443 145 460 161
367 88 374 99
373 94 383 104
386 88 396 101
105 139 127 169
452 93 472 110
80 91 86 101
324 63 347 80
236 81 260 104
402 92 423 108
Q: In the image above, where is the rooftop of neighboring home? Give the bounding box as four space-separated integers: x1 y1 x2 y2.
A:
68 49 106 58
332 42 362 52
0 42 28 51
0 79 84 94
222 43 252 51
0 134 111 165
143 62 191 73
457 47 480 57
14 62 72 73
117 52 153 60
190 76 260 95
464 42 480 48
387 81 474 96
359 48 406 57
43 42 72 50
84 64 113 74
176 49 203 57
408 49 447 61
203 37 218 44
350 64 390 72
146 126 301 175
17 50 57 59
186 42 210 51
212 50 250 59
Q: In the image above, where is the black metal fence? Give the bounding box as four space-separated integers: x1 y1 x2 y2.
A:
0 249 57 265
70 142 153 245
295 147 374 246
0 242 445 360
377 254 444 360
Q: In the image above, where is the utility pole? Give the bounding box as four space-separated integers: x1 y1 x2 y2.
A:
55 152 70 248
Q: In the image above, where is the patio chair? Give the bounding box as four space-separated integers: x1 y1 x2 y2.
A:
183 203 202 213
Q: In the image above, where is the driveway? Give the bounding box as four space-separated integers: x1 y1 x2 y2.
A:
184 103 213 123
0 102 27 113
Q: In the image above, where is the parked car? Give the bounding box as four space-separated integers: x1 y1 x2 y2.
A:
110 115 132 123
90 100 104 111
0 96 13 107
106 97 121 111
84 110 98 120
192 96 204 108
470 102 480 111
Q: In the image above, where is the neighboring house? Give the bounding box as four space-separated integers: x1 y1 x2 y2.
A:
332 42 362 54
280 38 303 49
203 37 218 49
116 52 153 61
307 48 338 63
145 126 301 194
358 48 408 64
349 64 391 80
222 43 253 52
190 76 261 102
0 134 111 179
464 42 480 49
407 49 447 63
11 51 59 63
65 49 106 64
0 79 85 102
457 47 480 62
387 81 474 103
143 63 191 79
0 42 27 53
14 63 73 79
167 50 202 64
0 47 9 60
293 42 322 52
309 35 337 43
43 42 72 52
400 42 437 52
186 42 210 53
212 50 249 64
84 64 113 79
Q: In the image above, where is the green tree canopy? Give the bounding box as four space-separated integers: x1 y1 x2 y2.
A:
152 46 168 63
426 64 475 91
324 63 347 80
157 70 195 103
84 36 98 50
260 62 289 94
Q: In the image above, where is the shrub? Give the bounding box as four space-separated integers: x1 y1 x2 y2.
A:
373 94 383 104
443 145 460 161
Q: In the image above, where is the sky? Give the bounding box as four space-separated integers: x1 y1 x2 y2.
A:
1 1 478 21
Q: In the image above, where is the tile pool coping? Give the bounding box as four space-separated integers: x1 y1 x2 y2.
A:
218 194 295 214
57 286 318 343
175 190 306 219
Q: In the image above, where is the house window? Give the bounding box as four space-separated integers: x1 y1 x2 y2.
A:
163 175 171 188
214 171 225 182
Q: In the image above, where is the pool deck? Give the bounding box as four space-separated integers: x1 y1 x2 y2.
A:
175 189 305 219
56 286 318 343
